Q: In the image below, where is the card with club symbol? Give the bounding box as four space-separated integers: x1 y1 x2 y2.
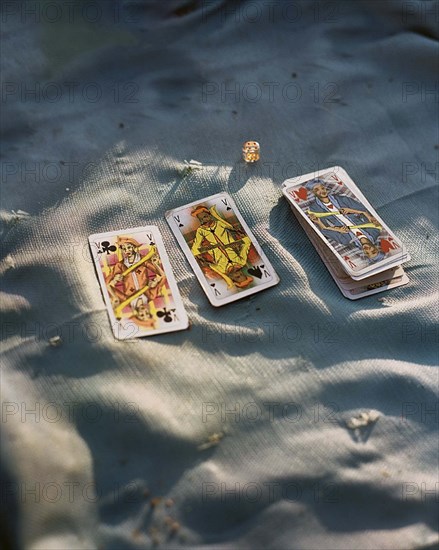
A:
166 193 280 306
89 226 189 339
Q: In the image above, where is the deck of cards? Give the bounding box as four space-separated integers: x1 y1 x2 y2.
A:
88 166 410 338
282 166 410 299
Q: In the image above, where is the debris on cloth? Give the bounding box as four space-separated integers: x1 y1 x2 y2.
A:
2 254 15 270
377 297 392 306
180 159 202 177
150 496 162 509
346 410 380 429
48 335 63 347
11 209 31 218
197 431 224 451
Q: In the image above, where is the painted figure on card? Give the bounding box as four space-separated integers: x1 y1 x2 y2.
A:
190 205 254 288
304 179 385 262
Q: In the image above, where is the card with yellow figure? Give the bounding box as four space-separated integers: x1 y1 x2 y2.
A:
166 193 280 306
89 226 189 339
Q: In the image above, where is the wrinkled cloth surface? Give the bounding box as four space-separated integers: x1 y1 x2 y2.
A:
1 1 438 549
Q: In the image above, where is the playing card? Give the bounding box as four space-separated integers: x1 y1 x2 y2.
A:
294 206 409 299
166 193 280 306
282 166 410 281
89 226 189 339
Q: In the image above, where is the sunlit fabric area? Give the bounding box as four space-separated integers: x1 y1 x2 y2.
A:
1 1 438 549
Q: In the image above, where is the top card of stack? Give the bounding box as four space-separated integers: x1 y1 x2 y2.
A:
282 166 410 281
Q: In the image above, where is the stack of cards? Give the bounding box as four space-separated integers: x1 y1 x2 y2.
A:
282 166 410 299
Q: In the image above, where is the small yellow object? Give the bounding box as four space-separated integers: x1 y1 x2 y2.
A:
242 141 260 163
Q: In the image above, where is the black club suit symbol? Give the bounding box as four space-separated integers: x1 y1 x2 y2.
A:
98 241 117 254
156 308 175 323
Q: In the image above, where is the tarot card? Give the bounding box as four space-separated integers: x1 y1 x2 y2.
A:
282 166 410 280
295 210 409 299
89 226 189 339
166 193 280 306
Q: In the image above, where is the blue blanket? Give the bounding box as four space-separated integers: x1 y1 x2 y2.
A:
1 1 438 548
